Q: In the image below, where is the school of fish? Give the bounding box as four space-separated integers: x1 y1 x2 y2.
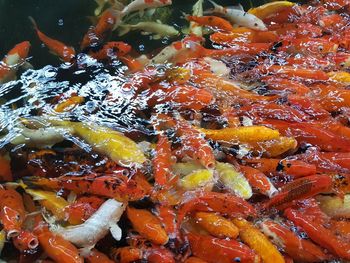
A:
0 0 350 262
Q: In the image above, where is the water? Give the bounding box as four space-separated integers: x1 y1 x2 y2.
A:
0 0 271 150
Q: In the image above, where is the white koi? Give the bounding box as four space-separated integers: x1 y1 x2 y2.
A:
118 21 179 38
122 0 172 17
206 0 267 31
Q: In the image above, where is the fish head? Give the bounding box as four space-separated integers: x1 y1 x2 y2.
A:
249 16 268 31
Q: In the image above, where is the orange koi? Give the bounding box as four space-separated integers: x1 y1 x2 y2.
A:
29 17 75 62
148 84 213 110
0 187 25 238
81 8 121 50
88 41 132 61
239 165 277 197
24 170 148 201
176 118 216 169
210 29 278 45
185 15 234 32
152 134 174 187
127 207 169 245
13 230 39 252
260 220 329 262
257 65 329 80
34 223 83 263
187 232 260 263
266 119 350 152
264 174 332 209
283 37 338 55
177 192 257 227
262 76 310 95
245 158 317 178
285 208 350 260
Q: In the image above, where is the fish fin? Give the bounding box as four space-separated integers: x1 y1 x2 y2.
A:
207 0 223 12
79 246 95 257
110 223 122 241
145 8 156 17
28 16 39 31
139 9 145 17
110 9 122 31
192 0 204 15
118 24 131 36
111 0 124 10
227 4 245 11
181 11 189 19
20 61 33 70
141 31 152 36
94 0 108 16
152 34 162 40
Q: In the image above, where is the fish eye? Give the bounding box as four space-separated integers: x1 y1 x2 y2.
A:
340 62 345 68
318 45 324 52
254 23 258 27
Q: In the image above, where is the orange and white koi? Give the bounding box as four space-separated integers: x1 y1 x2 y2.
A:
206 1 267 31
29 17 75 62
0 41 31 83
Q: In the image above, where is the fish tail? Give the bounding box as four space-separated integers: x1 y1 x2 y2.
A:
207 0 222 12
117 24 131 36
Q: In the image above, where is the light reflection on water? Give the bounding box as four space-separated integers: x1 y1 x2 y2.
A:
0 55 163 150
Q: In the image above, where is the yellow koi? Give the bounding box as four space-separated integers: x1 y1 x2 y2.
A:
232 218 285 263
216 162 252 199
248 1 295 19
198 126 280 144
179 169 214 190
25 189 68 220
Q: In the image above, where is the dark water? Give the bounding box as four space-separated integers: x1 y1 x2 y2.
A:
0 0 267 66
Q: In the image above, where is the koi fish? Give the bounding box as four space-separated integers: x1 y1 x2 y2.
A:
118 21 179 39
88 41 132 61
0 41 31 83
121 0 172 17
206 1 267 31
28 17 75 62
81 8 122 49
185 15 234 32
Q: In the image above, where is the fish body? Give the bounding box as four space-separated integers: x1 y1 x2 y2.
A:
56 199 125 248
119 21 179 38
70 122 147 166
29 17 75 62
0 41 31 83
81 8 122 49
207 0 267 31
122 0 172 16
